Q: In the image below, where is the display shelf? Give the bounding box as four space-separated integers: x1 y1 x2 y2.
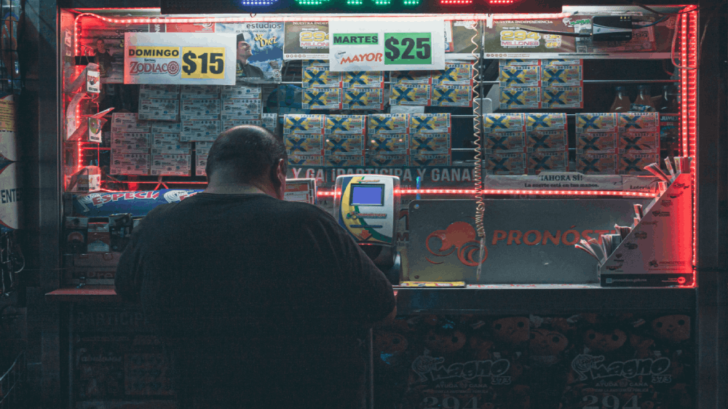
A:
45 286 121 303
45 284 695 313
395 284 695 314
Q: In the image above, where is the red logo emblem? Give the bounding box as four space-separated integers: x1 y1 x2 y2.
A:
425 222 487 266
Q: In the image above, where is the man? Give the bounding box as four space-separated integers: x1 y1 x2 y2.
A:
116 126 395 409
94 38 114 77
236 33 265 79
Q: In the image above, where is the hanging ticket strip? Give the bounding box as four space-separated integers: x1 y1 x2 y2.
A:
67 12 686 192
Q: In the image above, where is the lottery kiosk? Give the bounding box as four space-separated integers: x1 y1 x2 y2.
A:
38 1 725 408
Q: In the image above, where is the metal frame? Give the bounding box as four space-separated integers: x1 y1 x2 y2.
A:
26 1 725 408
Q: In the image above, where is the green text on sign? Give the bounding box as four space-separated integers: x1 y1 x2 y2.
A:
384 32 432 66
333 33 379 45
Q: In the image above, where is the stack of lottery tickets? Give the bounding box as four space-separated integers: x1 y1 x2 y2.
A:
303 61 383 110
499 60 583 110
367 114 410 167
324 115 366 166
409 113 452 167
150 121 190 177
617 112 660 174
110 113 150 176
483 113 568 174
180 85 221 142
575 112 661 174
575 113 619 174
284 114 325 166
390 62 473 107
138 85 180 121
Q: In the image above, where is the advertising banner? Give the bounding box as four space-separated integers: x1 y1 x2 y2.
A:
215 22 285 83
374 313 694 409
124 33 236 85
406 199 653 284
284 21 330 60
329 19 445 72
483 15 673 59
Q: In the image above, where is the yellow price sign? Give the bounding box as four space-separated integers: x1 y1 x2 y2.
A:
181 47 226 80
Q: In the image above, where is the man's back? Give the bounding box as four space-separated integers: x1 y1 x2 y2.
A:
116 192 395 409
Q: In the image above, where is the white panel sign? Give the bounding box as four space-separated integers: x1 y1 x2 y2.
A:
124 33 236 85
329 19 445 72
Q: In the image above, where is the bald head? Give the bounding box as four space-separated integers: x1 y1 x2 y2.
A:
205 126 287 188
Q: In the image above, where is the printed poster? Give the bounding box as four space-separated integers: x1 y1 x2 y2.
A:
215 22 285 83
284 22 329 60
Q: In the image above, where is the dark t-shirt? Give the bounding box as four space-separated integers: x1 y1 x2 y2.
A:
115 193 395 409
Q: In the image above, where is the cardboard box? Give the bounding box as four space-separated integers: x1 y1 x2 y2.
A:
618 112 660 133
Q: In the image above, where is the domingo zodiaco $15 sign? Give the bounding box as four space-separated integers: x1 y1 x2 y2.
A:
124 33 237 85
329 19 445 72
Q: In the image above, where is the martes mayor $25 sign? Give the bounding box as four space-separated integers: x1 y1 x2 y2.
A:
329 19 445 72
124 33 237 85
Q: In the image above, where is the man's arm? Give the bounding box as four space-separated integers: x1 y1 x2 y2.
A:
115 208 155 302
311 209 396 325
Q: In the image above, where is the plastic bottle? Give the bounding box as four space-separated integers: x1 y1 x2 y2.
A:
609 86 631 112
659 85 679 113
634 85 655 111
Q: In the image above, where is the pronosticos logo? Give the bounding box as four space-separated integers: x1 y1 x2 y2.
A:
426 222 487 266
